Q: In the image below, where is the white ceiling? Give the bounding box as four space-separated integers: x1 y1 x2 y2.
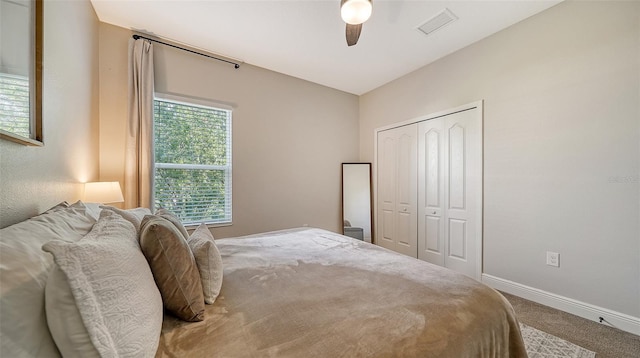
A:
90 0 562 95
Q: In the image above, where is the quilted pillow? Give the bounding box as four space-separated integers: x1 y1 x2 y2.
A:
188 223 224 304
139 215 205 321
0 201 96 357
42 210 163 357
45 267 100 357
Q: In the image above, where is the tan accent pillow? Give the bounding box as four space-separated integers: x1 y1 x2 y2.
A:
187 224 223 304
155 208 189 240
139 215 205 322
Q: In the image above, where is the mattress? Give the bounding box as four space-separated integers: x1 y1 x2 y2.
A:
156 228 527 357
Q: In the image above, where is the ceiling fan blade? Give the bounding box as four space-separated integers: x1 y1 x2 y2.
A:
346 23 362 46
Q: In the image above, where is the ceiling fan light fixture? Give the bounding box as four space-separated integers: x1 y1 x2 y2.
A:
341 0 372 25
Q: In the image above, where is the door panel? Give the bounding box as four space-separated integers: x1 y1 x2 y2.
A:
448 124 466 210
448 218 467 259
418 107 481 279
442 108 481 278
396 128 417 257
397 212 412 247
376 125 417 257
425 129 440 208
380 137 396 206
418 120 444 264
377 132 396 251
381 209 394 245
425 216 441 252
397 133 413 207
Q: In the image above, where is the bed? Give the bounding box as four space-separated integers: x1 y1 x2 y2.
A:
156 228 527 357
0 203 526 357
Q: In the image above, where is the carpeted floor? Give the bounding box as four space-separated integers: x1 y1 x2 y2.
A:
501 292 640 358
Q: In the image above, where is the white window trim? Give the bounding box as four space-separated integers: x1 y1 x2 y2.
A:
155 92 235 111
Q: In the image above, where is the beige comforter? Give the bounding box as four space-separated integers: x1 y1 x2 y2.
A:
156 228 527 357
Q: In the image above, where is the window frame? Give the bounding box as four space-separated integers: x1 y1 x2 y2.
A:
153 92 233 227
0 0 43 146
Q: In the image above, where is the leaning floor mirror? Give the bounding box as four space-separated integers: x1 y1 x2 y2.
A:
341 163 373 243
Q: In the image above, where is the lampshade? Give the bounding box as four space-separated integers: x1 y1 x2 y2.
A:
83 181 124 204
341 0 372 25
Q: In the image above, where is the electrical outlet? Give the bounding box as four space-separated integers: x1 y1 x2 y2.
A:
546 251 560 267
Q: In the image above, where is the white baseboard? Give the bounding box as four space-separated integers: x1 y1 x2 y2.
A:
482 274 640 336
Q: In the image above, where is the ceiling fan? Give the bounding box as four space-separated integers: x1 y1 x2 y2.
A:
340 0 373 46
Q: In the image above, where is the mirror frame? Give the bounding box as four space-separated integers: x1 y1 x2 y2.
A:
0 0 43 146
341 162 374 243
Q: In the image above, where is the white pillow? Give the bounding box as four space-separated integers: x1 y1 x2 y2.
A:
45 266 101 358
99 205 152 232
42 210 163 357
44 201 71 213
187 223 224 304
83 202 102 221
0 201 96 357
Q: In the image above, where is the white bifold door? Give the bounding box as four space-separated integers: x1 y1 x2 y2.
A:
376 124 417 257
417 108 482 278
376 105 482 279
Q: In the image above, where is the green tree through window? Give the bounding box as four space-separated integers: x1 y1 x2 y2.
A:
153 96 232 225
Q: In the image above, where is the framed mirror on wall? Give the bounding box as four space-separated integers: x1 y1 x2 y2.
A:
341 163 373 243
0 0 43 146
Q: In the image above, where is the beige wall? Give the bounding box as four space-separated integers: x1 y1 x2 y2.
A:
0 0 99 228
360 1 639 318
98 23 360 238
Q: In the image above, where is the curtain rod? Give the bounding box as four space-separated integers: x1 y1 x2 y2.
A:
132 34 240 69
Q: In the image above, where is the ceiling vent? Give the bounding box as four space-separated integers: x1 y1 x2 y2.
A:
416 8 458 37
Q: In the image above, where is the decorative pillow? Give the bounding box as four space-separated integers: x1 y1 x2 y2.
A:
155 208 189 240
44 200 71 213
0 201 96 357
42 210 163 357
139 215 205 321
188 223 223 304
83 202 102 221
45 267 101 358
100 205 152 232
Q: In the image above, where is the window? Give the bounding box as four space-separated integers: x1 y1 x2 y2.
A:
153 95 232 225
0 73 30 138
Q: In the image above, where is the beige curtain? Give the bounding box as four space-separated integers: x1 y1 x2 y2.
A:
124 38 154 209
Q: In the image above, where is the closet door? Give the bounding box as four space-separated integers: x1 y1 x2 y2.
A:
418 119 444 265
443 108 481 278
418 108 482 279
377 125 417 257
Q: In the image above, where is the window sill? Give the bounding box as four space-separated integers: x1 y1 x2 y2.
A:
184 221 232 230
0 130 43 146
